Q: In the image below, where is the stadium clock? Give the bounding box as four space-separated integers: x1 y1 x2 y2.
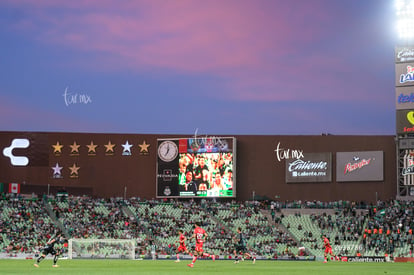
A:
157 140 178 162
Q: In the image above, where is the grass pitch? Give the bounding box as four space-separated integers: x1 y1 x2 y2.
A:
0 259 412 275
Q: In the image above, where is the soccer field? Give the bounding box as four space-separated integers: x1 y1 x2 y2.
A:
0 259 412 275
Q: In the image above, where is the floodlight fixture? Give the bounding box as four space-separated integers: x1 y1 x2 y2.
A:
395 0 414 40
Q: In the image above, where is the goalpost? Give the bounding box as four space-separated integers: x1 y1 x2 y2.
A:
68 239 135 259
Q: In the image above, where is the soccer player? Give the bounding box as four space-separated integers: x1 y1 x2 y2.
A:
149 240 157 260
233 227 256 264
175 229 191 262
34 233 64 268
322 235 339 263
187 222 215 268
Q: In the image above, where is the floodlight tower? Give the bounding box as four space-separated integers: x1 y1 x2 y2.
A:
395 0 414 199
395 0 414 42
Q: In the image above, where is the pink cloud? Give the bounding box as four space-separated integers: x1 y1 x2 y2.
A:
3 0 381 102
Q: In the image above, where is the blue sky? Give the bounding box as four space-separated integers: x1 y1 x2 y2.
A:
0 0 399 135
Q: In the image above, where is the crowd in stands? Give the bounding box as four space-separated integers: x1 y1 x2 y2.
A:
363 200 414 257
0 193 413 259
0 194 56 255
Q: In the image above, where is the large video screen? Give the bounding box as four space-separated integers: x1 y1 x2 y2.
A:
156 137 236 198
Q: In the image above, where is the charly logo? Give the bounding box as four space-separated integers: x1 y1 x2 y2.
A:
3 138 30 166
63 86 92 106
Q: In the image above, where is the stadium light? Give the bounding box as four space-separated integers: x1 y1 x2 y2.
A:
395 0 414 40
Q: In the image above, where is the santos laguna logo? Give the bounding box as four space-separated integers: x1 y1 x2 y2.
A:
2 138 30 166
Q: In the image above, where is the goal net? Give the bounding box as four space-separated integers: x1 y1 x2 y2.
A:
68 239 135 259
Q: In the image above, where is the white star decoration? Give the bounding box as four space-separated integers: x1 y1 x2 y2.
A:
52 163 63 175
122 141 133 155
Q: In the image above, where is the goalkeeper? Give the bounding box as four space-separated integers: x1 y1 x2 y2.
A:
34 233 66 268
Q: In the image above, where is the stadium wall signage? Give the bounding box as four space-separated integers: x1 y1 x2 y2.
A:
395 46 414 63
1 134 49 167
274 142 304 162
395 63 414 87
285 152 332 183
336 151 384 182
396 86 414 110
400 150 414 185
345 256 386 263
0 132 396 201
396 109 414 134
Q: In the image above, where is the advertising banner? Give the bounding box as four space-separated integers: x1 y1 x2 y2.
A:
396 63 414 87
396 109 414 134
401 149 414 185
1 133 49 167
346 256 386 263
336 151 383 182
395 46 414 63
396 86 414 110
285 153 332 183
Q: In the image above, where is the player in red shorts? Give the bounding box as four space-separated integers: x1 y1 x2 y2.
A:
322 235 339 263
175 229 191 262
187 222 215 268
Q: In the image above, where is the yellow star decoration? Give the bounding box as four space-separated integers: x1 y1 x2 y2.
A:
70 141 80 154
104 141 116 153
52 141 63 154
69 163 80 175
138 140 150 153
86 141 98 153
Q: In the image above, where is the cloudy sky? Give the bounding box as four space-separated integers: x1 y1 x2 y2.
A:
0 0 399 136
